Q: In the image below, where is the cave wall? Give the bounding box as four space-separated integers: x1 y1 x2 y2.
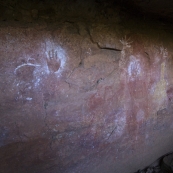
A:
1 1 173 173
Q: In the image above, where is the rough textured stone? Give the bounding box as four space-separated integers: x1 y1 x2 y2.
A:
1 1 173 173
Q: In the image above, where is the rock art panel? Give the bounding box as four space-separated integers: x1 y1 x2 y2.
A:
0 23 173 173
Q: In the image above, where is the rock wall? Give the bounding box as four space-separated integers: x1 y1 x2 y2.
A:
1 1 173 173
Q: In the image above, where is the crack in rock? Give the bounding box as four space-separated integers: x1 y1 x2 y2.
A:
86 27 122 52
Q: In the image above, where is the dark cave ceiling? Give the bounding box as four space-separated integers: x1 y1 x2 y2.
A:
0 0 173 22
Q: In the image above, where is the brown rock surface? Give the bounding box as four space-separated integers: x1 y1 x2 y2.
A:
1 1 173 173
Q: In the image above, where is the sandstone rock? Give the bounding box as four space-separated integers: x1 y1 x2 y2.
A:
0 1 173 173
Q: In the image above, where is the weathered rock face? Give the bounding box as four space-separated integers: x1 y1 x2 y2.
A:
1 1 173 173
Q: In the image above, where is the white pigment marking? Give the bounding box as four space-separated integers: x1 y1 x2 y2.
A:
114 112 126 137
34 78 41 87
14 63 41 74
45 40 67 77
108 111 127 142
26 97 32 101
128 55 141 80
14 40 67 89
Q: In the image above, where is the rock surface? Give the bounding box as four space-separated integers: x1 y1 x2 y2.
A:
1 1 173 173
